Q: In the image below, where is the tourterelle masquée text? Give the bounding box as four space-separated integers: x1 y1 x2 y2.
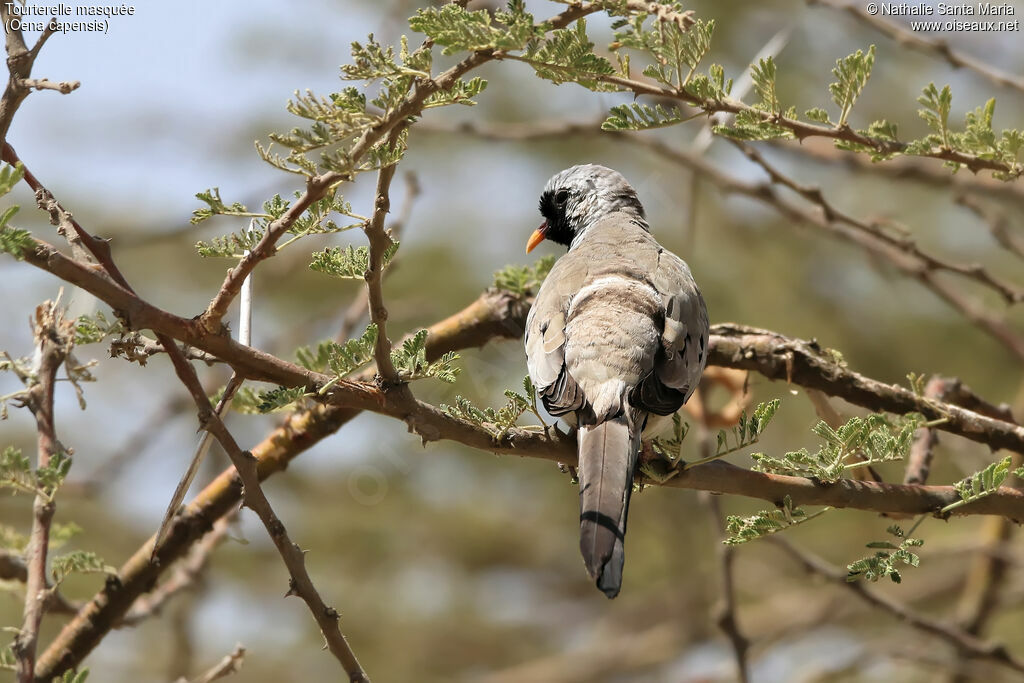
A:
3 3 135 34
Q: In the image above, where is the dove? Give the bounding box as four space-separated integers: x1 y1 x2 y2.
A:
524 164 708 598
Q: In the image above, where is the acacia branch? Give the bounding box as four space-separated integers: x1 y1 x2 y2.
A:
363 155 400 381
12 300 73 683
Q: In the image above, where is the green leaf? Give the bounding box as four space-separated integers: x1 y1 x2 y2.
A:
196 223 266 259
848 519 925 583
74 311 125 345
1 445 36 495
714 109 794 141
525 19 617 91
191 187 250 224
753 412 921 483
805 107 831 124
309 242 399 279
256 386 308 413
441 386 532 440
391 329 460 383
917 82 953 147
328 324 379 376
601 103 685 131
226 386 308 414
36 450 73 496
751 56 780 114
945 456 1012 512
493 255 555 297
409 2 538 55
50 550 115 585
0 224 31 260
829 45 875 126
0 162 24 196
724 495 822 544
59 669 90 683
424 76 488 108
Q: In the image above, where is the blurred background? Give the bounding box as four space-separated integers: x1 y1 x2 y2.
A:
1 0 1023 681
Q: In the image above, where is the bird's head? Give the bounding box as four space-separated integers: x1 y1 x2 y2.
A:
527 164 647 253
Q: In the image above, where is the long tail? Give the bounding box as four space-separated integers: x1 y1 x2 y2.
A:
577 414 641 599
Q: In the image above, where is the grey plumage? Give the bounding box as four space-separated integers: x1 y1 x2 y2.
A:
524 164 708 598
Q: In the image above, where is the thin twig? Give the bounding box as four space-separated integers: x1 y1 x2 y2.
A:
338 172 420 341
772 536 1024 676
17 78 79 95
12 299 73 683
703 492 749 682
175 644 246 683
363 152 401 382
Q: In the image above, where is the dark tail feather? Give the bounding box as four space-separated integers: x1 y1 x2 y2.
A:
577 414 640 599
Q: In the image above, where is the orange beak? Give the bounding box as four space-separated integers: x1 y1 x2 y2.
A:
526 222 546 253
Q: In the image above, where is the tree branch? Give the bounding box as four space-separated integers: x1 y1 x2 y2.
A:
363 155 400 382
12 300 73 683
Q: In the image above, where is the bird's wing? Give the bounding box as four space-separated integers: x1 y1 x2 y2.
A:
630 246 709 415
525 254 588 416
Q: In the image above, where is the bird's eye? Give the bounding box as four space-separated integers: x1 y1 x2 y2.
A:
554 190 570 206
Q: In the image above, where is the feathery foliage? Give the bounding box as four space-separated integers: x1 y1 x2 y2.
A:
0 162 25 259
752 413 922 483
0 446 72 499
941 455 1023 514
225 385 308 414
442 377 542 440
74 311 125 345
846 523 924 584
391 330 460 383
724 495 826 545
409 1 538 55
829 45 876 126
50 550 115 586
650 413 690 462
493 255 555 297
195 191 362 258
601 103 686 131
524 19 617 91
310 241 399 279
713 399 780 459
